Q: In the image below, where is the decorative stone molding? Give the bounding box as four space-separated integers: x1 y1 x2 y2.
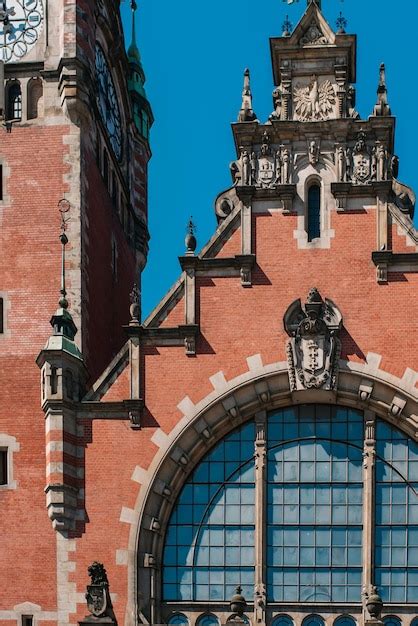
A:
284 288 342 392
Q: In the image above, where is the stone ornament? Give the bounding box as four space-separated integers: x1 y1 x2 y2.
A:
299 19 328 46
84 562 115 621
308 139 320 166
293 75 336 121
230 135 293 189
284 288 342 392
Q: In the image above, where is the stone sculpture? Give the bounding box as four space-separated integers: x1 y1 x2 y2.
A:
284 288 342 392
293 75 336 121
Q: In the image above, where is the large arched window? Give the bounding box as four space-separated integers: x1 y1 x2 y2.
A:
307 184 321 241
162 405 418 622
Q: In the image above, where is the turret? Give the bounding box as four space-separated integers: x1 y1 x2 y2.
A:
127 0 154 141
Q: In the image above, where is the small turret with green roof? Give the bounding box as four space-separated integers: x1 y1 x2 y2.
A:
127 1 153 141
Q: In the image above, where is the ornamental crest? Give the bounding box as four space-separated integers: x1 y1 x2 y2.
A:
300 20 328 46
86 585 108 618
293 76 335 122
284 288 342 392
352 131 371 184
84 561 115 621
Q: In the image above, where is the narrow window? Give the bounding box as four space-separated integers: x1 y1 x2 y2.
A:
0 449 7 485
307 184 321 242
103 149 109 186
0 297 4 334
22 616 33 626
0 164 3 201
7 82 22 121
111 171 117 206
27 78 43 120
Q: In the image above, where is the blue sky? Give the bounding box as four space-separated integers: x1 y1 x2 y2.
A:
121 0 418 319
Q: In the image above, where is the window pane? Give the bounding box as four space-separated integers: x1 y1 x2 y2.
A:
267 406 363 602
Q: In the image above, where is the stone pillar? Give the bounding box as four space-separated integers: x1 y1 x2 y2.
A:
254 411 267 626
362 410 377 620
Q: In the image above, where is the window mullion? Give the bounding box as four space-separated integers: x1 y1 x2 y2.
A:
362 410 377 619
254 410 267 626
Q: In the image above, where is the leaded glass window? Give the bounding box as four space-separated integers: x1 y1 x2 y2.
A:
163 422 255 601
167 615 189 626
301 615 325 626
334 617 357 626
267 406 363 602
196 615 220 626
162 405 418 611
272 615 294 626
375 421 418 602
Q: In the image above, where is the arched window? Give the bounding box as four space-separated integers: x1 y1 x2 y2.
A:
383 617 401 626
6 81 22 121
302 615 325 626
272 615 294 626
167 613 189 626
307 184 321 241
334 617 357 626
162 406 418 613
27 78 43 120
196 614 220 626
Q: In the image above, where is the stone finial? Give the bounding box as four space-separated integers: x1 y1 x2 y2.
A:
129 284 141 325
366 585 383 620
185 217 197 256
282 15 293 37
237 68 257 123
230 585 247 619
373 63 391 116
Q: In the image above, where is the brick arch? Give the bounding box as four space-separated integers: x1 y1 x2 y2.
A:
121 353 418 626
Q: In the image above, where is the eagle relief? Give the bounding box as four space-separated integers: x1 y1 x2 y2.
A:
293 75 336 122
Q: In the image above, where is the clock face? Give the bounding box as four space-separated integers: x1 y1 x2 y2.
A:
0 0 44 63
95 44 123 161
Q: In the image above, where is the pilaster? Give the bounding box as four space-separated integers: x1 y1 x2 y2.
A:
362 410 376 619
254 410 267 626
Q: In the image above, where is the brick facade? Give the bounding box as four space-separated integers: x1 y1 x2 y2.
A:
1 2 418 626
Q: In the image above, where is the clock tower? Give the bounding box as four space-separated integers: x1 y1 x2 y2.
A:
0 0 152 621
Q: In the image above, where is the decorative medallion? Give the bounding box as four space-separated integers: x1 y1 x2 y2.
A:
293 76 336 121
299 20 328 46
284 288 342 392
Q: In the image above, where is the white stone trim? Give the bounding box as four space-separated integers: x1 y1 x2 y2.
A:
0 433 20 490
0 602 58 624
56 533 77 626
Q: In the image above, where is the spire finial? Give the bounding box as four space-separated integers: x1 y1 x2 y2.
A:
185 217 197 256
282 15 292 37
58 199 70 310
336 11 347 34
373 62 391 116
237 68 257 123
130 0 138 48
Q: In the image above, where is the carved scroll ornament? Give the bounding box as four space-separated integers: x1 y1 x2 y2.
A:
284 288 342 392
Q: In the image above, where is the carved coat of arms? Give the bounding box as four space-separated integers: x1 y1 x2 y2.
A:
352 131 371 184
293 75 336 121
284 288 342 392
